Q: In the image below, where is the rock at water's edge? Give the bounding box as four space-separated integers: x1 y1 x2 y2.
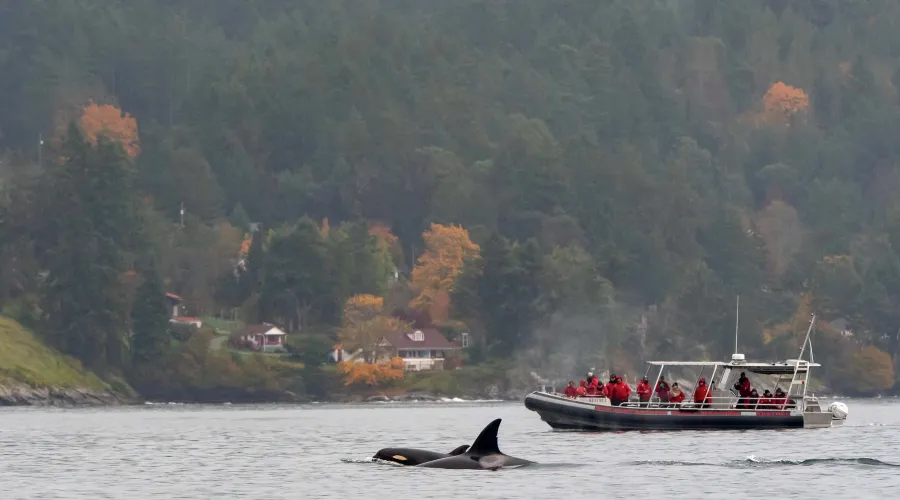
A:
0 384 131 407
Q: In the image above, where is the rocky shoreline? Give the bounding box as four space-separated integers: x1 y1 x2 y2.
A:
0 384 133 407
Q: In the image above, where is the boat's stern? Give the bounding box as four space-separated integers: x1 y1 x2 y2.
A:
802 401 849 428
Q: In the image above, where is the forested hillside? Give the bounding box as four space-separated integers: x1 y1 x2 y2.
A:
2 0 899 396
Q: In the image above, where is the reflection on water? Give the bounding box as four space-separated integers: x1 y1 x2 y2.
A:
1 400 899 499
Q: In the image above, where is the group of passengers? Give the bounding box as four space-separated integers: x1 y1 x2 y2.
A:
562 372 692 407
733 371 791 409
562 370 791 409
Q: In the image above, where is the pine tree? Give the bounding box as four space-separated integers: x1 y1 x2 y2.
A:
41 124 132 373
131 262 170 366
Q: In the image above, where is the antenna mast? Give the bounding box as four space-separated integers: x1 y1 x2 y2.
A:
734 295 740 353
798 313 816 361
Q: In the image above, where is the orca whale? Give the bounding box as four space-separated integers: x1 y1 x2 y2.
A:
373 444 469 466
416 418 533 470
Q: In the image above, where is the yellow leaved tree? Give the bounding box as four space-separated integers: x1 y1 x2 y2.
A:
337 357 405 387
79 100 141 157
338 294 410 364
408 223 480 322
844 346 894 394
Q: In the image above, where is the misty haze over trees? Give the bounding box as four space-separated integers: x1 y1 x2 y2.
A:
1 0 899 398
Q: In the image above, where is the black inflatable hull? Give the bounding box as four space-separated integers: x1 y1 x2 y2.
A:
524 392 805 431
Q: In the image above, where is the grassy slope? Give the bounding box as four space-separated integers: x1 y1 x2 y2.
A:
0 316 108 390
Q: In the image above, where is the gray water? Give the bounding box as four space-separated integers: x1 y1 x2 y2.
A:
1 399 899 499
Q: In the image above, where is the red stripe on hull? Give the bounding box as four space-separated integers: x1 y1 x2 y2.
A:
593 405 790 417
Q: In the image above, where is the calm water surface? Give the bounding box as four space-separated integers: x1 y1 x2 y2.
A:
1 399 899 499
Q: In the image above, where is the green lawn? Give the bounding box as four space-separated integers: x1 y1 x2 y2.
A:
202 316 244 334
0 316 108 390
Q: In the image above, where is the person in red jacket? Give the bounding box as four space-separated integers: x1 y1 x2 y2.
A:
773 388 788 409
655 376 670 403
669 383 685 404
636 376 652 405
586 370 600 389
563 381 578 398
733 371 752 408
759 389 774 409
575 379 588 397
585 381 597 396
604 374 616 399
693 377 712 408
611 376 632 406
748 388 760 409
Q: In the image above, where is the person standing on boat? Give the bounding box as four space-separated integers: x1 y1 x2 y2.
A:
636 377 652 405
610 376 632 406
563 381 578 398
586 370 600 389
734 372 752 408
604 374 616 399
655 376 670 403
693 377 712 408
669 383 685 404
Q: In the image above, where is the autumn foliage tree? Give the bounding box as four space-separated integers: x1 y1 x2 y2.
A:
337 357 404 387
843 346 895 394
368 221 404 267
409 223 480 322
761 82 809 124
338 294 410 363
79 100 141 157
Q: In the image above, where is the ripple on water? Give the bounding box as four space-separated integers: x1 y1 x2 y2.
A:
1 399 899 499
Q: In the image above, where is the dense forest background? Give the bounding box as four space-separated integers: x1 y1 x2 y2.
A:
2 0 899 397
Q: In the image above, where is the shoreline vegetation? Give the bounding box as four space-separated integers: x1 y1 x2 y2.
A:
3 2 900 404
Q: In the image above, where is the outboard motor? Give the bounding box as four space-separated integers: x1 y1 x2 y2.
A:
828 401 849 420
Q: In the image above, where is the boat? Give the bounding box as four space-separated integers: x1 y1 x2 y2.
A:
524 313 850 431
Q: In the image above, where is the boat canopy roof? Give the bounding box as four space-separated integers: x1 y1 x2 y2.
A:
646 360 821 375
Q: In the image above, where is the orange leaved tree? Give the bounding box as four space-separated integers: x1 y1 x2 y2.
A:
337 357 404 387
79 100 140 157
338 294 410 363
761 82 809 124
408 223 480 322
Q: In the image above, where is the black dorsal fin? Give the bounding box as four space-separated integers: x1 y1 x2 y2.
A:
467 418 502 455
448 445 469 456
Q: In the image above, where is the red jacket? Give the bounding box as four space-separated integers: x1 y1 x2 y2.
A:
575 385 587 396
613 381 632 401
669 390 685 403
637 381 652 399
603 384 613 398
694 383 711 404
735 378 751 397
655 381 670 397
563 386 578 398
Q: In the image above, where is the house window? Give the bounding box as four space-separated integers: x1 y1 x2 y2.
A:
410 330 425 341
461 332 470 348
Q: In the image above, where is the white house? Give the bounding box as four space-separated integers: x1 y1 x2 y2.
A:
236 323 288 352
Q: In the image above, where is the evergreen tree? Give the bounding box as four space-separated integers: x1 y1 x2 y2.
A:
258 217 333 331
40 125 134 373
131 261 170 365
